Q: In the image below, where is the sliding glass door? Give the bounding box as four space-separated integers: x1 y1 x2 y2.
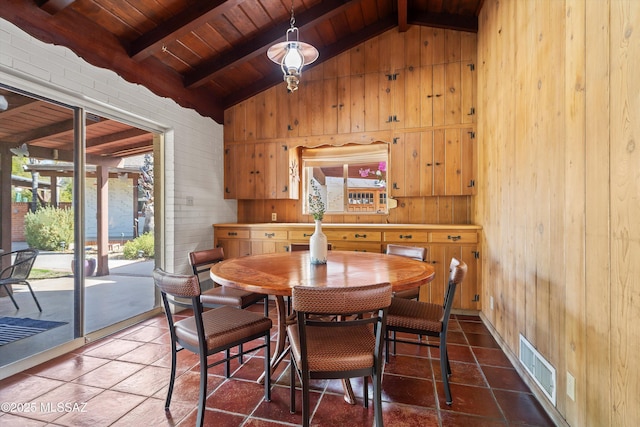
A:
0 85 159 371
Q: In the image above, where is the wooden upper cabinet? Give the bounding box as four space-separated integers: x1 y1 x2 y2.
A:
420 130 446 196
276 143 299 199
378 70 405 130
390 132 421 197
225 142 300 200
421 65 446 127
222 27 476 201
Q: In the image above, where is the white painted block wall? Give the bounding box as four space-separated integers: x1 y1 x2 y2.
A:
0 18 237 273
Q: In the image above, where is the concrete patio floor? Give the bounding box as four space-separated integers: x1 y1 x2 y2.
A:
0 251 156 368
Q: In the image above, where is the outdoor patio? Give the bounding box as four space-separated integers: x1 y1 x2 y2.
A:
0 250 155 367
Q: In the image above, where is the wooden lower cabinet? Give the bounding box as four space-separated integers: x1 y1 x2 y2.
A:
213 223 481 311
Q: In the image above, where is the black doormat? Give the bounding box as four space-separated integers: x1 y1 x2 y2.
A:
0 317 68 346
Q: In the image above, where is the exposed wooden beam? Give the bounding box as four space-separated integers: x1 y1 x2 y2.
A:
222 15 398 109
408 11 478 33
128 0 242 61
0 0 225 123
86 128 150 149
5 119 74 145
36 0 75 15
397 0 409 32
185 0 354 89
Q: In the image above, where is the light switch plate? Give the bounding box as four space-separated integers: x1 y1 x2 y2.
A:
567 372 575 401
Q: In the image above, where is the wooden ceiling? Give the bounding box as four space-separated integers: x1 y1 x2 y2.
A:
0 87 153 163
1 0 483 125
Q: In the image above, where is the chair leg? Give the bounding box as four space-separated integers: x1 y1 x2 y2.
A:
440 335 452 405
289 359 296 414
264 333 271 402
264 297 269 317
165 344 178 409
302 369 311 427
373 371 383 427
384 330 390 363
196 352 208 427
363 376 369 408
25 281 42 312
238 343 244 365
1 285 19 310
224 349 231 378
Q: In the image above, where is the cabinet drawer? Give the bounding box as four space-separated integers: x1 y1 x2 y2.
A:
330 242 382 253
218 229 250 239
324 230 382 242
383 231 429 242
289 229 315 240
250 230 288 240
429 231 478 243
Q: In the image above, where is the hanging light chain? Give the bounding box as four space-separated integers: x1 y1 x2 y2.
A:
290 0 296 29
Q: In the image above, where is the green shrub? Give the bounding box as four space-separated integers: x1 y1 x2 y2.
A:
24 206 74 251
123 233 155 259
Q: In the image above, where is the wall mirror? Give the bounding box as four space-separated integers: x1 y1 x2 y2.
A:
302 143 389 216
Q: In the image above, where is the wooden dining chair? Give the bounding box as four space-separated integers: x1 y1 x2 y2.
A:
287 282 392 427
384 257 467 405
153 268 272 427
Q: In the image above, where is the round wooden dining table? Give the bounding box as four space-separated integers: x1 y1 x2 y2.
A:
210 250 435 401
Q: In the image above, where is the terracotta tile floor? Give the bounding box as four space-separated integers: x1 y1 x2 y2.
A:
0 305 555 426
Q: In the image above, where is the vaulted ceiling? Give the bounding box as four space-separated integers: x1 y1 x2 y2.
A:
2 0 483 125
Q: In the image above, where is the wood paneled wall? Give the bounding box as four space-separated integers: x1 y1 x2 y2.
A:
229 26 476 225
476 0 639 426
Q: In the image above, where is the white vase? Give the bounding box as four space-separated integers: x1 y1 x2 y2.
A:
309 220 328 265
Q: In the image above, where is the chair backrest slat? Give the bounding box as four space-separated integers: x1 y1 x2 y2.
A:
153 268 201 298
385 244 425 261
292 283 392 315
1 249 38 280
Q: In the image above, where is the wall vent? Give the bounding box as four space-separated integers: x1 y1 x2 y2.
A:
519 334 556 405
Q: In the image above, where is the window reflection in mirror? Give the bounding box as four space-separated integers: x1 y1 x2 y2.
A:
302 143 388 216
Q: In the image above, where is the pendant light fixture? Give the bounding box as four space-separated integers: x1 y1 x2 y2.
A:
267 2 318 92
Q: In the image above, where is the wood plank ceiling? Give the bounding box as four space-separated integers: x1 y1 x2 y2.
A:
2 0 482 124
1 0 481 161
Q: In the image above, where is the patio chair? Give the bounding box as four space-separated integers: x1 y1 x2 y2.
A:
385 257 467 405
0 249 41 311
288 282 392 427
153 268 272 427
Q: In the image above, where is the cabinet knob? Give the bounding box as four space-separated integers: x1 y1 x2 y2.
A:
399 235 412 239
448 235 461 241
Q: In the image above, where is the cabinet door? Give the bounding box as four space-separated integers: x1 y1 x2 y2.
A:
420 244 447 303
458 244 479 310
444 128 462 195
378 71 404 130
419 243 478 310
216 239 251 258
236 143 256 199
444 62 462 125
419 130 445 196
224 144 238 199
264 142 278 199
254 142 266 199
390 132 421 197
421 64 446 127
461 128 477 195
276 144 299 199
